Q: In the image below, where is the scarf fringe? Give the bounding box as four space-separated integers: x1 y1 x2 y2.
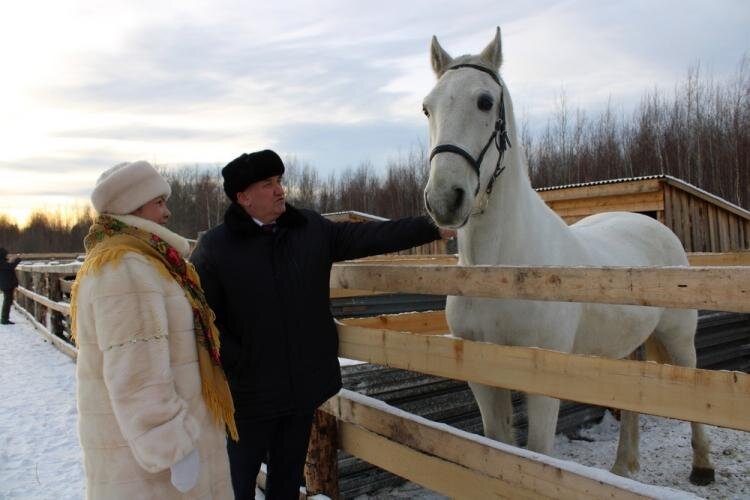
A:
200 348 239 441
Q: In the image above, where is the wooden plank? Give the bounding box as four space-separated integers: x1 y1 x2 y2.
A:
325 391 657 500
692 197 706 252
670 187 684 246
537 179 663 203
329 289 387 298
330 253 747 297
304 409 339 498
337 253 749 268
664 176 750 221
60 279 73 294
644 337 671 364
17 263 81 274
339 311 449 334
545 190 663 212
561 215 582 224
687 251 750 266
15 286 71 315
335 324 750 431
680 190 693 251
718 211 731 252
331 264 750 313
550 199 663 218
14 303 77 360
662 185 673 229
16 253 82 261
343 255 459 265
707 204 718 252
729 215 740 250
339 423 518 499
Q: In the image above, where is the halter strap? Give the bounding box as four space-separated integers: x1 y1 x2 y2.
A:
445 63 502 86
429 64 511 199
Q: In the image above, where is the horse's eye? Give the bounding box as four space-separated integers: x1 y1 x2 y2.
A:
477 94 493 112
422 105 430 117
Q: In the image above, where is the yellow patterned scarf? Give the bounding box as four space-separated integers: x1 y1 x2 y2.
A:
71 215 238 441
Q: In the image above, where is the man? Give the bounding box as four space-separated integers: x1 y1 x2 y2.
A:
0 248 22 325
190 150 449 499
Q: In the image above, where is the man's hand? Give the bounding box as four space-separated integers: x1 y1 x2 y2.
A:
438 228 457 240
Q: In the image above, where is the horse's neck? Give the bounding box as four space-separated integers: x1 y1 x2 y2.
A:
459 160 573 266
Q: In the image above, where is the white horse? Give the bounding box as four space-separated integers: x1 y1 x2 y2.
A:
422 27 714 485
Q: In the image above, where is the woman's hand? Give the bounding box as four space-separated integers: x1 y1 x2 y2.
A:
170 448 200 492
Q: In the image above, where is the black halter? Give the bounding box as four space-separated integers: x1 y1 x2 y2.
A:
428 63 512 197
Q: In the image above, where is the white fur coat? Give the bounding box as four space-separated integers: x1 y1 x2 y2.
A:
74 215 233 499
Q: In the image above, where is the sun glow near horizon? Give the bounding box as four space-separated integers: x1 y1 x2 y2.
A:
0 196 93 229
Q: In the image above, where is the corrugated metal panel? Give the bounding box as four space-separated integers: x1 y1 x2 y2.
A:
535 174 667 192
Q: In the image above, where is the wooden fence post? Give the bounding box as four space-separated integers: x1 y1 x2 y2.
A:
304 409 339 498
18 270 30 311
32 271 43 323
49 274 65 338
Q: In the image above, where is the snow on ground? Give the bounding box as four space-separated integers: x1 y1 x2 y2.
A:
1 311 748 499
553 411 749 500
0 313 83 499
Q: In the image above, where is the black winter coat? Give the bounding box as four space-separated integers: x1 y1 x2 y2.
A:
190 203 440 421
0 257 21 292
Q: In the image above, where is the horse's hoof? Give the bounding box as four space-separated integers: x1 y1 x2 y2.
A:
610 464 632 478
689 467 715 486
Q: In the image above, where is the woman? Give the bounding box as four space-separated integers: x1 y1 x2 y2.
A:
72 161 236 499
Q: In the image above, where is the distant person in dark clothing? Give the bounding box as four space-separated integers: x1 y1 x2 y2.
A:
0 247 22 325
190 149 452 499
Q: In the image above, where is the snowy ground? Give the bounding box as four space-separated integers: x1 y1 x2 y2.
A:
1 311 747 499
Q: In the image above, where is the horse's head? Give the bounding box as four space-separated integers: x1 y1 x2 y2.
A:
423 27 510 228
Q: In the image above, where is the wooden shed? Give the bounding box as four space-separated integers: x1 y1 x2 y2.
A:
537 175 750 252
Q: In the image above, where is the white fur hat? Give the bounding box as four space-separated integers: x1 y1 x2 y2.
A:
91 161 171 215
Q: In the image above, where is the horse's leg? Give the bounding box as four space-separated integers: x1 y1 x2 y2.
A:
654 309 715 485
525 394 560 455
611 410 640 477
468 382 514 444
612 347 643 477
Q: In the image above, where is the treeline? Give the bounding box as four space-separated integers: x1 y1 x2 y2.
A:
2 57 748 253
0 147 431 252
525 57 750 207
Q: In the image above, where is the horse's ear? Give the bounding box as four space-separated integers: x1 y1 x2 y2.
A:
431 35 453 77
479 26 503 70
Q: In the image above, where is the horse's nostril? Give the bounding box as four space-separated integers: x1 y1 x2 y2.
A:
451 188 465 212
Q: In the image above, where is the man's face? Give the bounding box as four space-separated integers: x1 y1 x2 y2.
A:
132 195 171 225
236 175 286 223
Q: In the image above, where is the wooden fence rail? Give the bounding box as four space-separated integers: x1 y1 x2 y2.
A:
331 264 750 313
11 254 748 499
323 390 674 499
337 314 750 431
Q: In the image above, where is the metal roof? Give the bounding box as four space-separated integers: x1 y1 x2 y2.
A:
535 174 667 192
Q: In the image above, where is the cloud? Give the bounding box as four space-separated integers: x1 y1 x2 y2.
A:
55 124 241 142
1 0 748 227
270 120 427 174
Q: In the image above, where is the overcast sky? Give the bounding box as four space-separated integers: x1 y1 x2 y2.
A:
1 0 748 225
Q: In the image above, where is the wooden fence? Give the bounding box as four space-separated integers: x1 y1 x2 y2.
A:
10 251 750 499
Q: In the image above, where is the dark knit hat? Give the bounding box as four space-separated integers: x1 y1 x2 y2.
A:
222 150 285 201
